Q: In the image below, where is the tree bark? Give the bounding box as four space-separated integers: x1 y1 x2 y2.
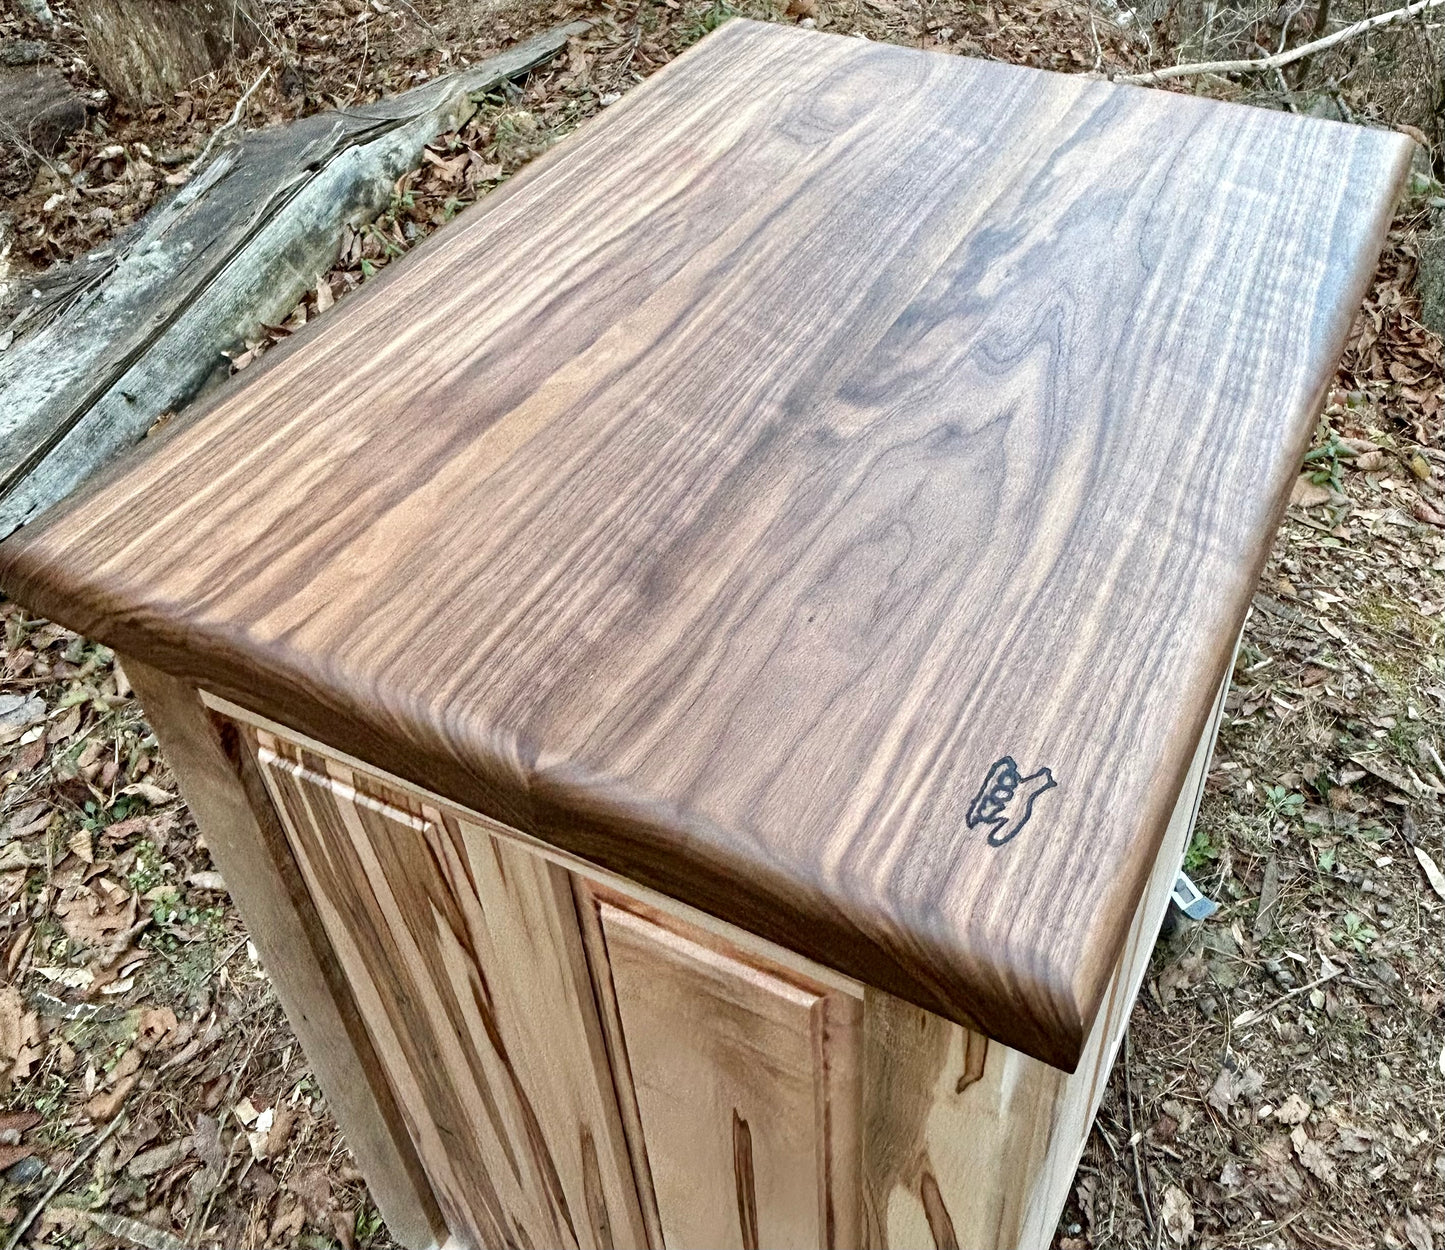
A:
76 0 263 105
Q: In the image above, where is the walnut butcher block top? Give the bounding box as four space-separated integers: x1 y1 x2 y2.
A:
0 21 1409 1068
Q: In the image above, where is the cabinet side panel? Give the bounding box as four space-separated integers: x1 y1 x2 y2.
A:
586 895 862 1250
864 673 1225 1250
1013 660 1224 1250
255 734 646 1250
124 660 445 1250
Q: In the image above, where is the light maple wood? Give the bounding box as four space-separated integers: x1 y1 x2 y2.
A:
122 662 444 1250
860 673 1225 1250
583 889 861 1250
253 732 647 1250
162 667 1218 1250
0 21 1406 1069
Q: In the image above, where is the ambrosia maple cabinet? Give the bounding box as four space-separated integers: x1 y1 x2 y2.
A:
0 20 1409 1250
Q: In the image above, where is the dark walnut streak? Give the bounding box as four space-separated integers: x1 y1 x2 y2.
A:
0 21 1409 1068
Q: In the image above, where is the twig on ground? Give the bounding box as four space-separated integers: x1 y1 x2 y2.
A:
1231 966 1343 1029
4 1111 128 1250
187 66 271 178
392 0 439 37
1119 0 1445 83
1425 739 1445 786
1123 1030 1156 1236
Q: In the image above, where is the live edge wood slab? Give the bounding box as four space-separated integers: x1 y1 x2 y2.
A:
0 21 1408 1080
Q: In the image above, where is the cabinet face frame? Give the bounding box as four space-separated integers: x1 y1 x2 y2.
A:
125 677 1226 1250
253 732 649 1250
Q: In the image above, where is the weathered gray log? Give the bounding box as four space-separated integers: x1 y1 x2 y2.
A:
0 20 586 540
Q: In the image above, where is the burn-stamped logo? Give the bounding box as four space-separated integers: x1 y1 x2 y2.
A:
966 757 1057 847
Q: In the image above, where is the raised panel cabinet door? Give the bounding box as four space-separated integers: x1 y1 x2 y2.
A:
252 730 647 1250
586 894 861 1250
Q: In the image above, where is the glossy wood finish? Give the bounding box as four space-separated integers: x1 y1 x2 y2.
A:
0 21 1408 1066
254 732 647 1250
125 664 445 1250
583 890 861 1249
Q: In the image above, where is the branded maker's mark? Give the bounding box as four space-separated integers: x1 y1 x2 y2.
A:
965 757 1057 847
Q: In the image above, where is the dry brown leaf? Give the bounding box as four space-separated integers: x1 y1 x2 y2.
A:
289 1164 334 1223
1291 475 1334 508
68 827 94 864
1 802 50 841
270 1201 307 1242
109 1046 142 1087
13 733 46 773
137 1006 177 1049
1415 499 1445 527
87 1212 190 1250
0 986 40 1089
0 1110 41 1135
1291 1125 1337 1185
85 1072 137 1121
1275 1093 1311 1125
1160 1184 1194 1246
0 1141 35 1170
1415 845 1445 900
1405 1210 1435 1250
332 1208 357 1250
120 782 177 805
1206 1061 1264 1113
126 1137 192 1178
55 890 137 949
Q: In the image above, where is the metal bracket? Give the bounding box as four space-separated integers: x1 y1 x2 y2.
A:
1170 871 1219 921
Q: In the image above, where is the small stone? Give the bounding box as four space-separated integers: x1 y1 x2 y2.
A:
4 1155 44 1184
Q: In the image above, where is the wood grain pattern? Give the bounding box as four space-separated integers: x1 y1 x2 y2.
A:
0 20 1409 1066
254 732 647 1250
124 664 445 1250
585 891 861 1249
861 672 1224 1250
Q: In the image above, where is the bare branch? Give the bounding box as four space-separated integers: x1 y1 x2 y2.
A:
186 65 271 178
1119 0 1445 84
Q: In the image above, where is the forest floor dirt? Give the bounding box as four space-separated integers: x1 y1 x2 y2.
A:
1 0 1443 1246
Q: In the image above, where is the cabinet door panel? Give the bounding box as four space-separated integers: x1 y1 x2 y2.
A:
254 731 645 1250
590 897 860 1249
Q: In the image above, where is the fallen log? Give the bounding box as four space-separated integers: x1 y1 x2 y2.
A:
0 20 586 540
